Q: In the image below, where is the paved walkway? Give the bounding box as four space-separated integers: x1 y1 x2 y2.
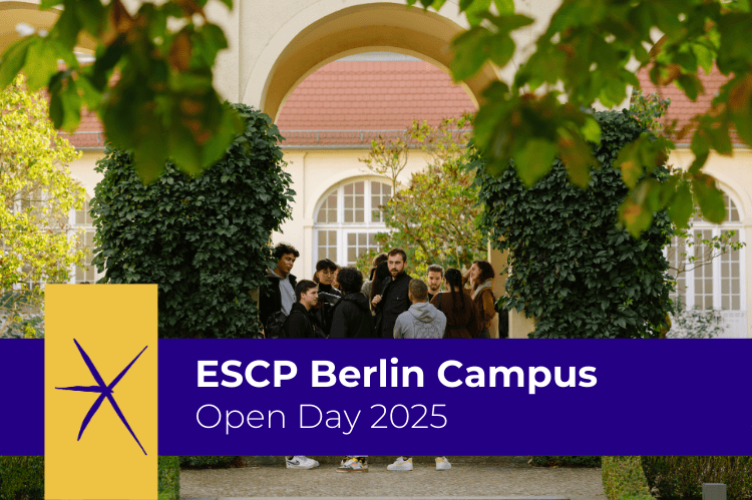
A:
180 462 607 500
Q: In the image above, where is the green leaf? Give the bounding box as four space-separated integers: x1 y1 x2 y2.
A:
450 27 491 81
40 0 64 8
75 0 105 36
580 117 601 144
728 74 752 147
675 73 703 101
668 182 693 229
692 43 714 74
202 105 244 167
464 0 492 26
687 151 708 175
25 39 58 91
487 34 515 68
692 175 726 223
513 138 557 187
619 197 653 238
493 0 514 14
0 37 33 90
53 2 82 49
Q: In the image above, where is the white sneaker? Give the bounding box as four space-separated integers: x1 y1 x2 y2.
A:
436 456 451 471
286 456 319 469
387 456 413 471
337 457 368 472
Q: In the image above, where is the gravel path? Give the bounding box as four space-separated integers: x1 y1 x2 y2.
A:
180 462 607 500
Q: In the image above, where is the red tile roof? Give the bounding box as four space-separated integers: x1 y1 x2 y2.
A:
60 62 738 148
635 65 737 144
274 60 476 146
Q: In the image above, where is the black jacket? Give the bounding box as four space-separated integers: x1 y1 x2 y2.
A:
375 272 413 338
329 292 376 339
283 303 323 339
310 284 342 335
259 269 297 327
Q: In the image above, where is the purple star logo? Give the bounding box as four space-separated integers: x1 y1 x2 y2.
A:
56 339 148 455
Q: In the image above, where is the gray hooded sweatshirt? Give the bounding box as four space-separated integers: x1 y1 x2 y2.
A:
393 301 447 339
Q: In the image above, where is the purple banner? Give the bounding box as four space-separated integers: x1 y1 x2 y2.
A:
3 339 751 456
157 339 752 456
0 339 45 455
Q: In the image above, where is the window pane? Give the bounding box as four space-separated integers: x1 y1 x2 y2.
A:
371 181 380 195
348 233 355 245
348 247 357 263
358 233 366 246
722 295 730 310
344 184 353 195
355 181 364 195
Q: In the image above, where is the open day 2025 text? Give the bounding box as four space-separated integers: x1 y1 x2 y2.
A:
194 358 598 435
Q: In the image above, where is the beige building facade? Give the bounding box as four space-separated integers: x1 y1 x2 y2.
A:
2 0 750 338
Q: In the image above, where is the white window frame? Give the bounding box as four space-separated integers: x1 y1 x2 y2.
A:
313 177 393 268
665 192 747 338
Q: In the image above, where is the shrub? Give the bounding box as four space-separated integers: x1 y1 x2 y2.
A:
475 110 673 338
602 456 652 500
158 456 180 500
667 302 725 339
0 456 44 500
179 456 240 468
642 456 752 500
91 103 294 338
531 456 601 467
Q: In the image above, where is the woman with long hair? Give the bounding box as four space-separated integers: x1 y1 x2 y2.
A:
361 253 388 302
368 260 391 315
463 260 497 339
430 268 478 339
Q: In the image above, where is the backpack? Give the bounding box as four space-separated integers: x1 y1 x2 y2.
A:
265 310 288 339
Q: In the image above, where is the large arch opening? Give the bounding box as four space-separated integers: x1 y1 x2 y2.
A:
245 1 498 121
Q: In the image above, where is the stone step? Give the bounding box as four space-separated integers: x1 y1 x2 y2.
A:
242 456 532 466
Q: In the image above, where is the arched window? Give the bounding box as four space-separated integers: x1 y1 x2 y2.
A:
666 193 746 337
314 179 392 267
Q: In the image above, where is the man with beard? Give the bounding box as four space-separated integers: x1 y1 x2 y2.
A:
372 248 413 339
426 264 444 303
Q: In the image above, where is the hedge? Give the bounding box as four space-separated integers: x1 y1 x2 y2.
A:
91 103 294 338
531 456 601 467
475 109 673 338
158 456 180 500
642 456 752 500
179 456 240 468
602 456 652 500
0 456 44 500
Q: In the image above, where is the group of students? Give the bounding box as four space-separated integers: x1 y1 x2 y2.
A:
259 243 499 341
257 243 500 472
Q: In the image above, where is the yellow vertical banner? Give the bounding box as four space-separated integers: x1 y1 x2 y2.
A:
45 285 158 500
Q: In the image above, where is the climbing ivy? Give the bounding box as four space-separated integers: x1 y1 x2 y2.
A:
475 109 673 338
91 103 294 338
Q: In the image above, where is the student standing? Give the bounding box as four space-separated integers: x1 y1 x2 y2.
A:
329 267 376 339
389 279 451 472
464 260 497 339
361 253 388 304
283 281 323 469
431 268 479 339
372 249 413 339
311 258 342 335
259 243 299 328
283 281 325 339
